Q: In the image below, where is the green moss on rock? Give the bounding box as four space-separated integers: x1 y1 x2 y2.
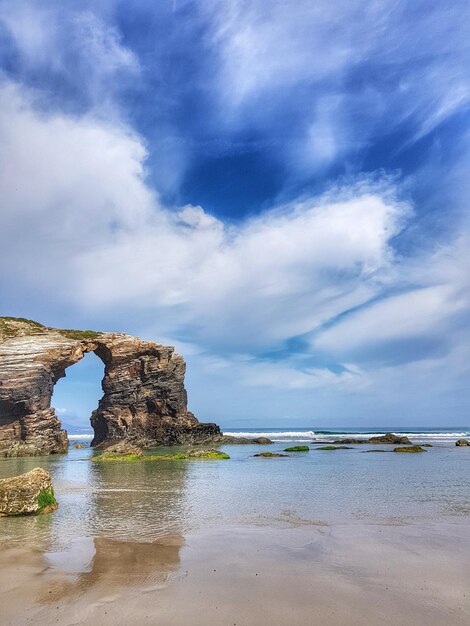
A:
316 445 352 450
284 445 310 452
59 329 102 340
254 452 288 458
92 450 230 462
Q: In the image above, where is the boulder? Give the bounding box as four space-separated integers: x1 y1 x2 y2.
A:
456 439 470 447
0 468 57 516
74 443 86 449
102 442 143 457
368 433 412 445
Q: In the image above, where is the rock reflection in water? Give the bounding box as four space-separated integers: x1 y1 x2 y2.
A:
44 534 183 602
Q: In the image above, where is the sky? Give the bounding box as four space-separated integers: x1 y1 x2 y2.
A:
1 0 469 429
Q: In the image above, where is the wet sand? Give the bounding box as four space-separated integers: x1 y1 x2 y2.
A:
1 519 469 626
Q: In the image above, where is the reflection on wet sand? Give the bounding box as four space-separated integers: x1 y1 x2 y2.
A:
43 535 184 603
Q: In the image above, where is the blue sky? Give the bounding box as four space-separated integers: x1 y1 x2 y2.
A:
1 0 469 428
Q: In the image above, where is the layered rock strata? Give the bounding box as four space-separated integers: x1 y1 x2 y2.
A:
0 317 220 456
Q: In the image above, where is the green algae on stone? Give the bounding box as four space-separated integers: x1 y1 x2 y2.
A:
316 445 352 450
91 450 230 462
284 445 310 452
393 445 426 453
254 452 288 458
37 487 58 513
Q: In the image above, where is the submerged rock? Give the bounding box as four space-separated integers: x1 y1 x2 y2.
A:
254 452 288 458
393 445 425 453
284 445 310 452
456 439 470 447
315 445 352 450
0 468 57 516
0 317 221 456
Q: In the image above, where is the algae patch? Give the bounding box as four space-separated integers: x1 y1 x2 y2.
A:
284 446 310 452
92 450 230 462
36 487 58 513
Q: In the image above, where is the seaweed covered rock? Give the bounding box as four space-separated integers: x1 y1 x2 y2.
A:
368 433 412 445
186 449 229 459
101 442 143 457
92 448 230 462
219 436 273 445
0 468 57 516
284 445 310 452
393 445 425 453
316 445 352 450
254 452 287 458
456 439 470 447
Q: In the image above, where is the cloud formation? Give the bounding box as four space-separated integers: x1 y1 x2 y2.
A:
0 1 469 425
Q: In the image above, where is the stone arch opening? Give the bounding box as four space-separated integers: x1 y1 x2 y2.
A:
51 351 104 438
0 318 221 456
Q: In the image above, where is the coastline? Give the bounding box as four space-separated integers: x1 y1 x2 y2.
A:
1 519 469 625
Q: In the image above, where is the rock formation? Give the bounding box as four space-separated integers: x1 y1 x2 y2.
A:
0 317 220 456
0 467 57 516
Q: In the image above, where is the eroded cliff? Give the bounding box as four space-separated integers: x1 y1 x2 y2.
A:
0 317 220 456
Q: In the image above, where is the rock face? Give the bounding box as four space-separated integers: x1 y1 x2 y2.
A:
0 467 57 516
0 317 220 456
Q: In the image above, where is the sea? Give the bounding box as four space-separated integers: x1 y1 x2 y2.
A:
1 425 470 553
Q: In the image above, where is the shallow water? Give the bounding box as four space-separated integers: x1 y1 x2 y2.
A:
1 438 470 551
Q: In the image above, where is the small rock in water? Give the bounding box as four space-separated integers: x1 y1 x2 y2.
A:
284 445 310 452
186 449 230 459
0 468 58 516
455 439 470 447
74 443 86 449
102 442 143 457
254 452 288 458
393 445 425 453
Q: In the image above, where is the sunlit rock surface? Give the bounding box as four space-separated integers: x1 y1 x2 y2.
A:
0 317 220 456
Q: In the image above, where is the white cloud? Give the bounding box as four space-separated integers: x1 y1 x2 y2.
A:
1 77 470 424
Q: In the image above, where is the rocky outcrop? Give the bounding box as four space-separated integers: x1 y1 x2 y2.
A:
219 436 273 445
332 433 412 445
0 317 220 456
456 439 470 447
0 468 57 516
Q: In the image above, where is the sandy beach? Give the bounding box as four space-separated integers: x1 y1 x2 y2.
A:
1 519 469 626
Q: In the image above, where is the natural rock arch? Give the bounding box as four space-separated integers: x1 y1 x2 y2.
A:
0 318 220 456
